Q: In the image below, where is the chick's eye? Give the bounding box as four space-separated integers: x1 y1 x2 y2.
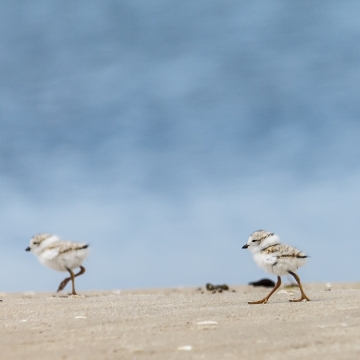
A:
252 240 257 242
33 242 39 245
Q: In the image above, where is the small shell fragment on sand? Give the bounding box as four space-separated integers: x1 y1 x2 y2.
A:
178 345 193 351
197 321 218 325
197 321 218 330
318 323 348 328
74 316 87 319
278 290 296 294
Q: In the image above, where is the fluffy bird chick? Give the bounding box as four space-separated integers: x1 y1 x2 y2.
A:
26 233 89 295
242 230 310 304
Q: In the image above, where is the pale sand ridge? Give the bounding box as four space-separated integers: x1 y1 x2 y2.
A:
1 283 360 359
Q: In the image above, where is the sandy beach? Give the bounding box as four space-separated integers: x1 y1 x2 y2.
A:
1 282 360 359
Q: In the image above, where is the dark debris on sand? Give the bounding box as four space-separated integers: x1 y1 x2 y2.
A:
248 278 275 288
197 283 236 294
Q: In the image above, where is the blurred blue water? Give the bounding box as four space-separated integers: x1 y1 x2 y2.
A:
1 1 360 291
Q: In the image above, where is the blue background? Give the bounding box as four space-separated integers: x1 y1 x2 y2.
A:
1 1 360 292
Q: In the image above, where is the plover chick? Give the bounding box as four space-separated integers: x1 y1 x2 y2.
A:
26 233 89 295
242 230 310 304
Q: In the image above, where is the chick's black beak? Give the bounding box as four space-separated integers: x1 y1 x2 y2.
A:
25 247 31 252
242 244 249 249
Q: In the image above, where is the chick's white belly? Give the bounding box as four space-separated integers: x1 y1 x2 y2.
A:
254 253 306 276
39 248 89 272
